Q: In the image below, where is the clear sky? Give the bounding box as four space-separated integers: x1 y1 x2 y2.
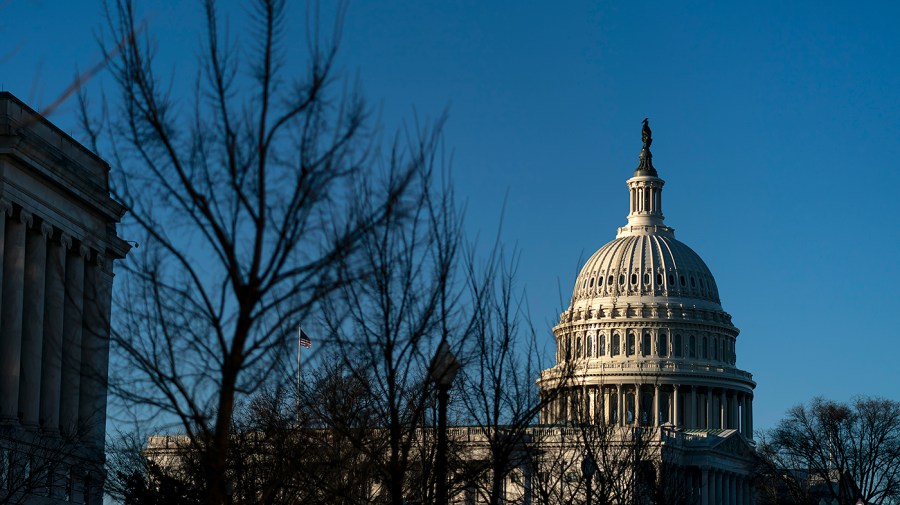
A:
3 1 900 432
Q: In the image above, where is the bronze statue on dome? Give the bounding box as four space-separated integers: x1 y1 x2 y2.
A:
642 118 652 150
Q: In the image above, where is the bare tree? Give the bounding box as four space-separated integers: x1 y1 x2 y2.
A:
756 396 900 505
81 1 434 503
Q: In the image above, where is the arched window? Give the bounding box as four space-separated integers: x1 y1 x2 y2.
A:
720 339 725 362
674 334 682 357
631 273 638 285
627 333 635 356
587 335 593 358
643 273 650 285
658 333 668 357
566 338 572 359
599 334 606 356
656 273 663 285
702 336 708 359
712 338 718 360
612 334 620 356
576 337 582 358
689 335 696 357
589 277 594 287
642 333 651 357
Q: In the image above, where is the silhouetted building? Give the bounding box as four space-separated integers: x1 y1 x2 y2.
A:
0 93 129 504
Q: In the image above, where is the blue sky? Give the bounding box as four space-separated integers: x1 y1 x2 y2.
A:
3 1 900 432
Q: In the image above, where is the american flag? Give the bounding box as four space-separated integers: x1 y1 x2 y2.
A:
298 327 312 349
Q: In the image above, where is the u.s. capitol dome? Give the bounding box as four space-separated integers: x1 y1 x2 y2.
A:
538 121 755 438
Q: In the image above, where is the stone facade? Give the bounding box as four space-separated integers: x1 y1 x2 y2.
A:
0 93 129 504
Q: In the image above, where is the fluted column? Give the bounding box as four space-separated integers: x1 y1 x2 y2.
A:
59 243 88 433
41 230 69 432
19 220 51 427
0 200 15 420
80 252 113 449
0 208 29 421
736 476 744 505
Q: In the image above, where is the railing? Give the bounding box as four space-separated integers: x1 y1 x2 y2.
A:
540 360 753 380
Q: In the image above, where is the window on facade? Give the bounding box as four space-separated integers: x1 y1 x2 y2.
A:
680 275 686 286
720 340 725 362
658 333 668 357
619 274 625 285
565 338 571 360
668 273 675 285
713 338 719 360
642 333 651 357
690 276 696 287
587 336 593 358
689 335 696 357
674 334 682 357
599 334 606 356
612 334 620 355
589 278 593 287
598 276 603 286
702 336 708 359
627 333 635 356
656 273 663 285
643 273 650 284
608 275 613 285
576 337 582 358
631 273 637 285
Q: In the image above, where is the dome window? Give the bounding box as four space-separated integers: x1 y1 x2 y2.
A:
598 276 603 286
643 273 650 285
702 336 708 359
656 273 663 285
641 333 651 357
626 333 635 356
690 276 696 288
680 275 685 286
611 334 620 356
689 335 696 357
658 333 668 357
587 335 593 357
589 278 594 287
599 334 606 356
619 274 625 285
608 275 613 285
668 274 675 285
630 274 637 285
674 334 683 357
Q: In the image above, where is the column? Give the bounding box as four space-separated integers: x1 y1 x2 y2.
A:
617 385 624 426
0 208 29 421
59 244 87 434
40 231 68 432
700 467 709 505
0 209 33 419
80 252 113 450
719 390 726 429
19 220 51 427
730 474 737 505
653 384 660 426
635 385 642 425
736 476 743 505
714 470 722 504
673 385 680 428
690 386 697 428
705 389 712 429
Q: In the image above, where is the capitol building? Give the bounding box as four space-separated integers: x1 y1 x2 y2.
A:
530 120 758 505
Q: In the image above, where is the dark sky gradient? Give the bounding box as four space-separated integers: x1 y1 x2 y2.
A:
4 1 900 431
